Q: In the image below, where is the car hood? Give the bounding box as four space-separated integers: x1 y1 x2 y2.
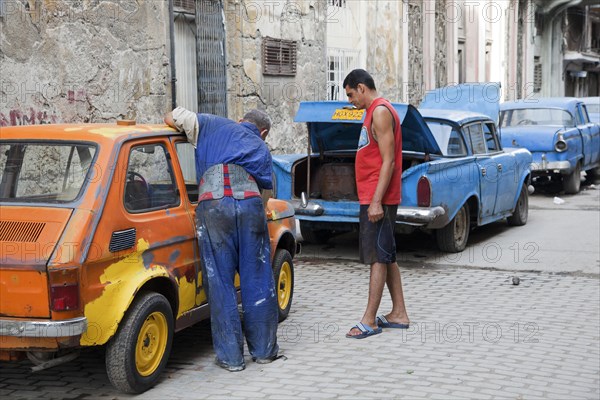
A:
419 82 501 124
294 101 441 155
499 126 563 151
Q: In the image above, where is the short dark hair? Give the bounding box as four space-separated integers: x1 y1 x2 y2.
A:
342 69 376 91
243 109 272 132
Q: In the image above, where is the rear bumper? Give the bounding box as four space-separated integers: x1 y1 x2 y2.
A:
290 199 446 226
0 317 87 338
396 206 446 226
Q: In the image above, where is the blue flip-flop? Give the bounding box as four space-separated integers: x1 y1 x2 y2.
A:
376 315 410 329
346 322 382 339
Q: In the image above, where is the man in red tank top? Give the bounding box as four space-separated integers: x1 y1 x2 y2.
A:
343 69 410 339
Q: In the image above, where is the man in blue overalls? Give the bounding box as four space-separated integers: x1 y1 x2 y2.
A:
164 107 278 371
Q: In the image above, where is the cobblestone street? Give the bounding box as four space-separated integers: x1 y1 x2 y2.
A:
1 260 599 399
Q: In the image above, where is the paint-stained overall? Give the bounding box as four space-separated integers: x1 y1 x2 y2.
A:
0 123 297 393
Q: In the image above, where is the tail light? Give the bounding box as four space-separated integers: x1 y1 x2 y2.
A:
417 176 432 207
49 268 80 311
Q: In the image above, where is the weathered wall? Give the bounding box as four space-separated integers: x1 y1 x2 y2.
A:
0 0 171 126
363 0 403 103
225 0 327 154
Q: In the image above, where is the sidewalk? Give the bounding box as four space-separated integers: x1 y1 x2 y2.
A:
3 261 597 399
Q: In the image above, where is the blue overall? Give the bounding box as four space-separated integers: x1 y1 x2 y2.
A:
193 114 278 369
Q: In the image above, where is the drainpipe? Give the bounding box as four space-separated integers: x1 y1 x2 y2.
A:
168 0 177 109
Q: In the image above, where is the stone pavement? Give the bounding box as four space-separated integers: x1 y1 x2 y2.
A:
1 260 599 399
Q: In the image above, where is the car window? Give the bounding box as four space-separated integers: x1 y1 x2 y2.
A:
483 123 500 152
175 142 198 203
466 124 487 155
0 142 96 202
426 120 467 156
579 104 590 124
124 143 180 212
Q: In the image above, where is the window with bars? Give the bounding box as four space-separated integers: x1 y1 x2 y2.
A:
262 37 297 76
174 0 195 14
327 49 359 101
329 0 347 7
534 57 542 93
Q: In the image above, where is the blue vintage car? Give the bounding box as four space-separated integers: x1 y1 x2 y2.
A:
499 97 600 193
272 84 532 252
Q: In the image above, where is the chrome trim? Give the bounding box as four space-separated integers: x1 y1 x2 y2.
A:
289 200 325 216
0 317 87 338
396 206 446 225
530 160 571 171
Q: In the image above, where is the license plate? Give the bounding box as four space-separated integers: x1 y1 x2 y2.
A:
331 109 365 121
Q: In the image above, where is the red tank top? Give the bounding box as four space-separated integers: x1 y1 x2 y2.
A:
355 98 402 205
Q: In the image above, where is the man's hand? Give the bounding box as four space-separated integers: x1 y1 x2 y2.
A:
164 112 177 130
367 201 384 222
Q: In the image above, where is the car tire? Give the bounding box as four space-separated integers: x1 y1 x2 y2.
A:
105 292 174 394
507 183 529 226
300 221 331 244
272 249 294 322
435 203 470 253
563 162 581 194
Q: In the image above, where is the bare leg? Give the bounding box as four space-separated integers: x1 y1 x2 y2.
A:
383 262 409 324
347 262 387 336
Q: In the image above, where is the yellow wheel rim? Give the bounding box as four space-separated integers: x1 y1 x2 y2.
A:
278 261 292 311
135 311 168 377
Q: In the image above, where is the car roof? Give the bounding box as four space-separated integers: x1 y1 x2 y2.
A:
419 108 490 126
500 97 581 110
0 123 183 144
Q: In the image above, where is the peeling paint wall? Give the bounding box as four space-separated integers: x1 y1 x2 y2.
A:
0 0 171 126
224 0 327 154
363 0 404 103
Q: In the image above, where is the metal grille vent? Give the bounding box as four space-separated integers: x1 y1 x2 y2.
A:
0 221 45 242
263 37 297 76
109 228 136 253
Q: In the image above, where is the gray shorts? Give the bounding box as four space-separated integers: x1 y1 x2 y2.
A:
359 204 398 265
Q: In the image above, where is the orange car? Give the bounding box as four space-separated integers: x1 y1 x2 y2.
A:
0 122 297 393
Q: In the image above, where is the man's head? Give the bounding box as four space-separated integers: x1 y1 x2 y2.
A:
343 69 377 109
242 109 271 140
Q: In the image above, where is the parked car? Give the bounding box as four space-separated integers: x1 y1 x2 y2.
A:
499 97 600 193
0 122 297 393
580 96 600 124
272 84 532 252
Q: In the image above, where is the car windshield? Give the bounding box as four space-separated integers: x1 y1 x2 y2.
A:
0 142 97 203
425 120 467 156
500 108 574 127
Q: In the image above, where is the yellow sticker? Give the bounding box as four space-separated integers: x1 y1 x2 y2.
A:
331 109 365 121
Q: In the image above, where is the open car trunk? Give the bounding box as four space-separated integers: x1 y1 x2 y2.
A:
291 101 442 202
291 152 433 201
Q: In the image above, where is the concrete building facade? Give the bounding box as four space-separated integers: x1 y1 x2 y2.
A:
1 0 597 154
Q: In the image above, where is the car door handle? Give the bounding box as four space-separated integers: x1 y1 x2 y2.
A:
481 167 486 176
497 164 502 171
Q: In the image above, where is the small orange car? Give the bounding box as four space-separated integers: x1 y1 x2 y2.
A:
0 122 297 393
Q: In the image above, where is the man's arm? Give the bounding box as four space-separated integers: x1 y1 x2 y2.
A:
368 106 396 222
164 107 199 147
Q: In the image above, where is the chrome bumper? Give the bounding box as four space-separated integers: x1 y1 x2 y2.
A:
0 317 87 338
531 160 571 172
396 206 446 226
290 199 324 216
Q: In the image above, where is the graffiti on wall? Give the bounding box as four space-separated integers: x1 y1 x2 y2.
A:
0 108 59 126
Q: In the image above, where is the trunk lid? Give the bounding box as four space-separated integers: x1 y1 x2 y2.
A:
0 206 72 317
294 101 442 155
